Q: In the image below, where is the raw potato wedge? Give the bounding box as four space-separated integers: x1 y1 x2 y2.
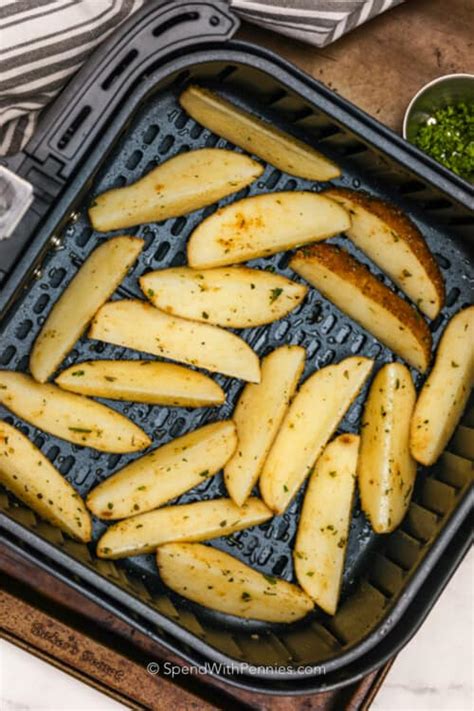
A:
325 188 444 318
140 267 308 328
411 306 474 465
294 434 359 615
97 497 271 558
156 543 314 623
290 245 432 372
187 191 350 268
224 345 306 506
56 360 224 407
88 148 263 232
180 85 340 181
0 371 150 453
86 421 237 519
260 357 373 514
0 421 91 542
89 300 260 383
358 363 417 533
30 236 144 383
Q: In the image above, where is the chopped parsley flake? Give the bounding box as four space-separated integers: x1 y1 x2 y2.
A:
262 574 277 585
269 287 283 304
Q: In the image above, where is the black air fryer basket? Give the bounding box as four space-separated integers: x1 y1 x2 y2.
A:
1 0 473 695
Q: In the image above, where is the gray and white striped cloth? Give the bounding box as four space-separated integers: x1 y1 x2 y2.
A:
0 0 404 156
231 0 403 47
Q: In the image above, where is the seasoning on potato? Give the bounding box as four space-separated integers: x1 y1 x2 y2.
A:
324 188 444 319
358 363 417 533
187 191 350 269
0 371 150 453
88 148 263 231
96 497 272 559
0 421 91 542
89 299 260 383
259 357 373 514
179 84 340 181
224 345 305 507
140 266 308 328
30 236 144 383
290 244 432 372
156 542 314 623
294 433 359 615
410 306 474 465
56 360 225 407
86 421 237 519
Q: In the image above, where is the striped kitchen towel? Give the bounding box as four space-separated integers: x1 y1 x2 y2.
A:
0 0 404 156
231 0 404 47
0 0 145 156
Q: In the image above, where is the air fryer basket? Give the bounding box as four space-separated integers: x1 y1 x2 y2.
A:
1 0 473 695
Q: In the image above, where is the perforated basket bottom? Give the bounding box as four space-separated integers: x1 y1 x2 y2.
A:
1 67 473 663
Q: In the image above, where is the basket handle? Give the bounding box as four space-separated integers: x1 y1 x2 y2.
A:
20 0 239 181
0 1 238 279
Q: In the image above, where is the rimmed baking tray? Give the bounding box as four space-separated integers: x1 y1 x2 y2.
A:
1 0 473 695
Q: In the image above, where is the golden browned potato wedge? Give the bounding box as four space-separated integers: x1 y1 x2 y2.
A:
139 267 308 328
187 191 350 268
0 421 91 542
290 245 432 372
224 345 305 506
294 434 359 615
179 85 340 181
86 421 236 519
30 236 144 383
89 300 260 383
324 188 444 319
97 497 271 558
358 363 417 533
88 148 263 232
156 543 314 623
411 306 474 465
0 371 150 453
259 357 373 514
55 360 224 407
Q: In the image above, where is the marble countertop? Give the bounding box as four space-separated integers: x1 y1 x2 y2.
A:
2 548 472 710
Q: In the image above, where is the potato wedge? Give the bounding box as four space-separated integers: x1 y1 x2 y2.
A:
259 357 373 514
179 85 340 181
30 236 144 383
294 434 359 615
140 267 308 328
89 300 260 383
187 191 350 268
224 345 306 506
0 371 150 453
411 306 474 466
290 245 432 372
324 188 444 319
86 421 237 519
55 360 224 407
0 421 91 542
358 363 417 533
88 148 263 232
97 497 271 558
156 543 314 623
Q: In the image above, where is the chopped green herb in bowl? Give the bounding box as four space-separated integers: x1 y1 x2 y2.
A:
403 74 474 183
413 101 474 182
